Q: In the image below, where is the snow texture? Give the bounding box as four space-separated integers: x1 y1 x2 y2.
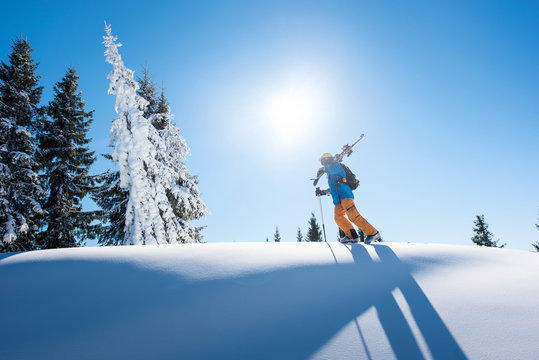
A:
1 242 538 360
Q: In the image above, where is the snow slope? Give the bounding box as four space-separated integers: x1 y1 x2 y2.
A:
1 242 538 360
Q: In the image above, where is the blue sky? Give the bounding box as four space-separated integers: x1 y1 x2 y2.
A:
1 0 537 250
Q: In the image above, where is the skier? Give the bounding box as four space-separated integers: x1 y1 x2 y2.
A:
316 153 381 244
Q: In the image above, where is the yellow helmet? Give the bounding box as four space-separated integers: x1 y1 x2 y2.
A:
320 153 333 160
320 153 334 164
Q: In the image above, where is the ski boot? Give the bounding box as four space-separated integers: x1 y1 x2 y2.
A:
365 232 381 244
340 229 359 244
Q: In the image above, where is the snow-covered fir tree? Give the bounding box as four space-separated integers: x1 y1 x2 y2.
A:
38 68 96 248
0 37 46 252
102 25 207 245
136 66 158 119
90 67 158 246
296 227 303 242
136 67 208 242
306 212 322 242
273 226 281 242
471 215 505 248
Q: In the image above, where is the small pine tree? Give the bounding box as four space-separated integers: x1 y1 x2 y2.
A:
296 228 303 242
136 66 158 119
471 215 505 248
533 216 539 252
0 37 46 252
274 226 281 242
38 68 96 249
306 212 322 242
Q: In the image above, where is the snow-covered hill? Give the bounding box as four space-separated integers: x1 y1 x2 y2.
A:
1 242 538 360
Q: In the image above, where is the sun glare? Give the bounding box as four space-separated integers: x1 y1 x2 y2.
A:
264 79 326 146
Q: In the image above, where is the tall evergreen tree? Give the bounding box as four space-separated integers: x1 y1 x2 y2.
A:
273 226 281 242
0 37 45 252
296 227 303 242
38 68 96 248
137 68 208 242
89 69 154 248
471 215 505 248
102 25 207 245
306 212 322 242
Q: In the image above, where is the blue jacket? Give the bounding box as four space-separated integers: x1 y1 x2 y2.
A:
324 160 354 205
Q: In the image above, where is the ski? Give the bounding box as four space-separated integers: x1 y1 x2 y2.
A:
335 133 364 162
312 134 365 186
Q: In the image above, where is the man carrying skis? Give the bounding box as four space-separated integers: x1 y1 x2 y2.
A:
316 153 381 244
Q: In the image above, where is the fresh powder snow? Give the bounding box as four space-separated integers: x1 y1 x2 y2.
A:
1 242 538 359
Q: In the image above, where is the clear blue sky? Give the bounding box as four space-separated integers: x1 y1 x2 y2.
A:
1 0 538 250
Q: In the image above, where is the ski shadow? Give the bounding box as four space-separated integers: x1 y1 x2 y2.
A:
346 244 467 360
0 245 468 360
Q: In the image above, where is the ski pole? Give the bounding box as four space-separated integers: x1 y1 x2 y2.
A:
316 188 328 242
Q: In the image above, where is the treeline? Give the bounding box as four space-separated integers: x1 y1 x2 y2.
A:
0 28 207 252
271 212 376 243
473 214 539 252
268 213 323 242
0 37 93 252
272 213 539 252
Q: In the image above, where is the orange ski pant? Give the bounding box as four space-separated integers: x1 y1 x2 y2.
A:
334 198 377 238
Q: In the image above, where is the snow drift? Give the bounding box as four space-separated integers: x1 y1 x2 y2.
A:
1 242 538 360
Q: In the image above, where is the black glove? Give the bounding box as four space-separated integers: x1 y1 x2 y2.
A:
315 188 330 196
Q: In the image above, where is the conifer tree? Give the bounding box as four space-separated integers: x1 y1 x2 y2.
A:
38 68 96 248
0 37 45 252
137 68 208 242
102 25 207 245
306 212 322 242
471 215 505 248
90 159 127 246
274 226 281 242
136 66 158 119
296 228 303 242
533 216 539 252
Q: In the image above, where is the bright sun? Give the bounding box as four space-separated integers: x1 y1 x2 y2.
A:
264 78 327 146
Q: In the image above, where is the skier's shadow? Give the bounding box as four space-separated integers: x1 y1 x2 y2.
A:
0 245 468 360
344 244 467 359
